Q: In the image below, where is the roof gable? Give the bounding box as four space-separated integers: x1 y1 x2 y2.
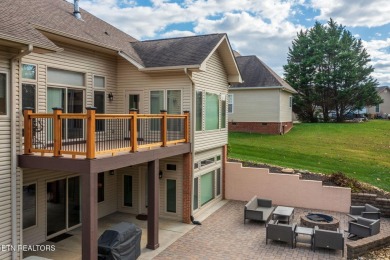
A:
231 55 296 93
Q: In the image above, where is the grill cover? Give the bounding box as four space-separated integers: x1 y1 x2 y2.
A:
98 222 142 260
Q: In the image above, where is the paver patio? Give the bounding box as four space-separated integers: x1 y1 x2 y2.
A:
155 200 390 259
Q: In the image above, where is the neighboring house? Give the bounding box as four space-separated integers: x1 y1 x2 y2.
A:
228 55 297 134
0 0 241 259
366 86 390 117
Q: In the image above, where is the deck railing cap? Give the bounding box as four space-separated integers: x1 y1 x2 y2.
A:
52 107 64 111
86 106 97 111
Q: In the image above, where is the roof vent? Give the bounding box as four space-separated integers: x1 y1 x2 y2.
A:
74 0 82 19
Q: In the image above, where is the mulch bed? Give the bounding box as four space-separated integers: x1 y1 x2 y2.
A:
228 158 390 199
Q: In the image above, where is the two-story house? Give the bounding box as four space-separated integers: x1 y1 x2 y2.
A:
0 0 241 259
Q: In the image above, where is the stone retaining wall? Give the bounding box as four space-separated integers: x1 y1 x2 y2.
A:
347 233 390 259
351 193 390 217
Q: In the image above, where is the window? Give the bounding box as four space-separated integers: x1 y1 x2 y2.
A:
227 94 234 113
205 92 219 130
47 68 85 86
216 168 221 196
200 157 215 167
221 94 226 129
289 96 293 108
200 171 215 206
194 162 199 169
94 76 105 88
166 179 176 213
216 155 221 161
375 104 380 113
166 164 177 171
193 177 198 210
23 183 36 229
22 84 36 111
98 172 104 203
196 90 203 131
94 91 105 131
22 64 36 80
0 73 7 115
124 175 133 207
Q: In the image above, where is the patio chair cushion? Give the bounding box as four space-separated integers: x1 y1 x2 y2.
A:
244 196 274 224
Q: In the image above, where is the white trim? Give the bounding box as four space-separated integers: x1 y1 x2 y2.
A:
118 51 144 70
229 86 297 94
92 74 106 89
0 70 10 118
139 64 201 72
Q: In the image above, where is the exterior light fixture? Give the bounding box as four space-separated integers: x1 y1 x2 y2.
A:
108 92 114 101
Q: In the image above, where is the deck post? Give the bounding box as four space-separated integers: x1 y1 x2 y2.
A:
23 108 34 155
52 107 63 157
86 107 96 159
184 111 190 143
182 152 192 224
147 159 160 249
81 172 98 260
161 110 167 147
129 109 138 152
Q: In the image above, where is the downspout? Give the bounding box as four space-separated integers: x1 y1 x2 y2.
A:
279 89 282 135
10 44 33 260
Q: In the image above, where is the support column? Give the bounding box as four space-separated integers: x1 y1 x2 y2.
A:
81 172 98 260
147 159 159 249
182 153 192 224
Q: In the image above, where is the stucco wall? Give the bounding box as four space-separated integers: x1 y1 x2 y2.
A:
225 162 351 213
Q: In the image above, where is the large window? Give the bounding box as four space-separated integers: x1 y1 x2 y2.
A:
124 175 133 207
375 104 380 113
23 183 36 229
166 179 176 213
200 171 215 206
0 73 7 115
47 68 84 86
196 90 203 131
205 93 219 130
227 94 234 113
98 172 104 203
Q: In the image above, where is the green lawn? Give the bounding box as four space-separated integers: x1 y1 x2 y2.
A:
228 120 390 191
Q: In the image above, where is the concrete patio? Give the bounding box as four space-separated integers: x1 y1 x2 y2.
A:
155 200 390 259
23 201 228 260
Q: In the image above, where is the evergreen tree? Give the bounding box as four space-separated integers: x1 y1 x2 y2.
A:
284 19 382 122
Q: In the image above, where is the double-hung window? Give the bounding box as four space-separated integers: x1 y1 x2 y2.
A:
227 94 234 114
205 92 219 130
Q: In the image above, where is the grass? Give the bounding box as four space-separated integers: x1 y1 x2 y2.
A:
228 120 390 191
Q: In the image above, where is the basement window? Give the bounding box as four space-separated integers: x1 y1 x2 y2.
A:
23 183 37 229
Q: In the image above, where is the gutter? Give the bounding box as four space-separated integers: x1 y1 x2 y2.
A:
10 44 33 260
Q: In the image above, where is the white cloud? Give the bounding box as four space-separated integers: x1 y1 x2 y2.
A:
311 0 390 27
363 38 390 85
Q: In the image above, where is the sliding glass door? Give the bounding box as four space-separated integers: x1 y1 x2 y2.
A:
46 176 81 238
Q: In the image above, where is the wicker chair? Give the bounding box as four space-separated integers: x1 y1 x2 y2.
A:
313 226 344 257
348 217 380 238
266 220 296 248
347 204 381 220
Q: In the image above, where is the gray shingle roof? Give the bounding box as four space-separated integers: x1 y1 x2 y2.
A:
231 55 296 93
131 34 225 68
0 0 140 60
377 86 390 93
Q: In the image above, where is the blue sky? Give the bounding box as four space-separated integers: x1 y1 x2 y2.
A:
71 0 390 85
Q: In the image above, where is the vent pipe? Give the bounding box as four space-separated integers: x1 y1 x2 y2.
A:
74 0 82 19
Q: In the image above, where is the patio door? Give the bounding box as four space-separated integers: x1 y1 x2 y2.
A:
47 87 84 140
46 176 81 238
126 91 143 138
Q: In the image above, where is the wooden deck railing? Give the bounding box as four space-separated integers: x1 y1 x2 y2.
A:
23 107 189 159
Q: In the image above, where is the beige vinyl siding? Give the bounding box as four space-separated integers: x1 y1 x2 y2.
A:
117 57 191 114
20 41 117 115
367 90 390 115
117 156 184 221
193 51 228 152
23 169 117 246
228 89 280 122
193 147 223 218
280 91 293 122
0 47 19 260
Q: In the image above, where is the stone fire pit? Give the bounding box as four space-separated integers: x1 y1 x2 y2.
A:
300 213 340 231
